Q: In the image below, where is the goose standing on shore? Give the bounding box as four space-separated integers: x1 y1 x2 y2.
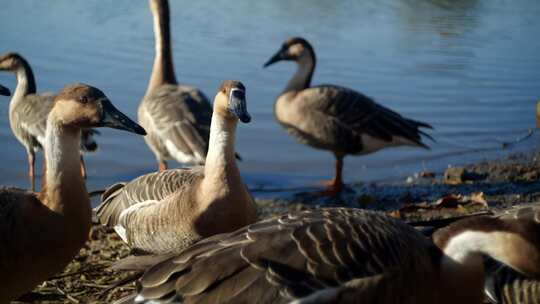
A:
0 84 146 302
0 53 99 190
0 84 10 96
118 207 540 304
264 37 433 195
139 0 213 171
95 80 256 255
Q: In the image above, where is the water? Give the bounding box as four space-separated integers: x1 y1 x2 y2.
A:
1 0 539 198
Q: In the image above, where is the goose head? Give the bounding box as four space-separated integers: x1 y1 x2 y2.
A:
0 84 10 96
0 52 26 72
214 80 251 123
264 37 316 67
433 210 540 277
52 83 146 135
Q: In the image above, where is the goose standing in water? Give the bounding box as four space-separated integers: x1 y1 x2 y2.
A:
139 0 213 171
118 207 540 304
0 84 10 96
264 37 433 195
0 84 145 302
95 81 256 255
0 53 100 190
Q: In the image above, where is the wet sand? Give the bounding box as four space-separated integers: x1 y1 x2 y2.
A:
13 148 540 303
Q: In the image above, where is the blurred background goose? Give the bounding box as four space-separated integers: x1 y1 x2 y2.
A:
0 84 145 303
0 84 10 96
139 0 213 171
264 37 433 195
117 207 540 304
0 52 100 191
95 80 256 255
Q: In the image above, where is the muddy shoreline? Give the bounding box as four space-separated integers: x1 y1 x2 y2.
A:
14 149 540 303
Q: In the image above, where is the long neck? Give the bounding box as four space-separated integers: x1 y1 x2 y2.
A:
201 109 240 196
146 0 177 95
41 116 90 222
284 55 315 93
437 231 491 303
10 60 36 110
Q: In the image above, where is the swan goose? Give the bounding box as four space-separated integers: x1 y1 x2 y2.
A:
139 0 214 171
0 83 146 303
0 52 100 190
264 37 433 195
114 206 540 304
478 204 540 304
95 80 256 255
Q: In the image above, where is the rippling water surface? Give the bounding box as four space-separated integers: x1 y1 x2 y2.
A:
1 0 539 196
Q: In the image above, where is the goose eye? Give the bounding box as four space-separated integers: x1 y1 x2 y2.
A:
79 96 88 104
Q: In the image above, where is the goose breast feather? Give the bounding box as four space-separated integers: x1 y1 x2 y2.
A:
276 85 432 155
139 84 212 163
135 208 442 304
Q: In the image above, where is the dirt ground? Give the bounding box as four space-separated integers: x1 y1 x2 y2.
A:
13 149 540 303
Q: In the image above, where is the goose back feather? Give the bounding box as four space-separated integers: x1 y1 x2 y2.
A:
138 84 211 165
129 208 457 304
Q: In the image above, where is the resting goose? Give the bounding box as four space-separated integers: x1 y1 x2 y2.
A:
0 84 145 302
0 52 100 190
95 80 256 254
116 206 540 304
264 37 433 195
139 0 214 171
481 205 540 304
0 84 10 96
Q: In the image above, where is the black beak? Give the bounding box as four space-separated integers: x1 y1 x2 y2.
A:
99 99 146 135
0 84 11 96
229 88 251 123
263 49 285 68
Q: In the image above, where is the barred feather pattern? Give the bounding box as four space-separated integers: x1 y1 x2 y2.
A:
138 84 212 165
276 85 433 155
130 208 446 304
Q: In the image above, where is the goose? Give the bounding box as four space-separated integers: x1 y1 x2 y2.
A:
95 80 257 255
481 205 540 304
0 52 100 191
264 37 433 195
139 0 215 171
0 83 146 303
116 206 540 304
0 84 10 96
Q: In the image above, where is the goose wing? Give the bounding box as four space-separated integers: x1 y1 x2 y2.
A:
13 93 53 147
141 84 212 163
293 85 433 153
133 208 438 303
94 167 204 228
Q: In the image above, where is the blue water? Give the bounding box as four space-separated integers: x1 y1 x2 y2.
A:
1 0 539 199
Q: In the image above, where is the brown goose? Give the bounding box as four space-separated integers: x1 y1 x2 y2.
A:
0 52 100 190
264 37 433 195
0 84 145 302
95 81 256 255
0 84 10 96
480 205 540 304
139 0 214 171
117 206 539 304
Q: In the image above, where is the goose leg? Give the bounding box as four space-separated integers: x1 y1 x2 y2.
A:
319 154 344 196
159 161 167 171
80 154 87 179
27 151 35 191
